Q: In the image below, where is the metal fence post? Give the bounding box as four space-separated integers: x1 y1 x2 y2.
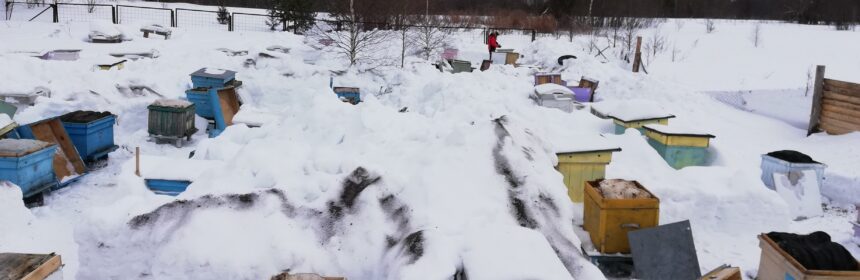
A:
170 9 175 27
111 6 116 24
531 29 536 41
52 4 58 23
228 13 233 31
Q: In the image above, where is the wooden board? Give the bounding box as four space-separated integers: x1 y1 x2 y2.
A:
824 91 860 105
0 253 62 280
217 87 241 126
825 78 860 96
822 103 860 120
28 120 86 179
812 74 860 135
700 266 741 280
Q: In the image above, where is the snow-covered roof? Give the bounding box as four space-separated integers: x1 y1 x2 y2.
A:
554 134 621 154
644 124 715 138
152 99 193 108
606 101 675 122
534 83 573 95
191 68 236 79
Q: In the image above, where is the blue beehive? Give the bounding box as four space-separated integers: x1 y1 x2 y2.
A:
185 88 217 119
60 111 118 164
0 139 58 198
190 68 236 89
760 150 825 190
333 87 361 104
14 117 88 188
145 179 192 196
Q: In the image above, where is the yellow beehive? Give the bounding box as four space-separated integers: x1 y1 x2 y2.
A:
583 180 659 254
556 148 620 203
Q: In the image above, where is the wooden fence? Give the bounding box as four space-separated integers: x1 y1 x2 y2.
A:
808 65 860 135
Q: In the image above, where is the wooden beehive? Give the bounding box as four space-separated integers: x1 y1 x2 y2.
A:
612 115 675 134
583 179 659 254
644 125 715 169
556 148 621 203
757 234 860 280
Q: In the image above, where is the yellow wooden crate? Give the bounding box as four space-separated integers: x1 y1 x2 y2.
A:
644 127 714 148
757 234 860 280
583 180 659 254
505 52 519 65
556 149 619 203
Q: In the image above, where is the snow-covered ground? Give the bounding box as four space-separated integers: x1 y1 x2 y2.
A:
1 7 859 280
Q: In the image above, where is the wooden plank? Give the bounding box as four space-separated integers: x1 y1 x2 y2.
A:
217 87 240 126
820 115 860 133
22 254 61 280
821 109 860 126
820 122 855 135
29 123 74 179
824 90 860 105
807 65 825 135
825 83 860 99
822 103 860 120
0 253 61 280
823 99 860 112
824 78 860 96
48 120 85 174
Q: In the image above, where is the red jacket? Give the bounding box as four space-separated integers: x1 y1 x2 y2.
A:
488 34 500 51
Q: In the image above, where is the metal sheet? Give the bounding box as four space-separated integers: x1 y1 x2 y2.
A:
629 220 700 280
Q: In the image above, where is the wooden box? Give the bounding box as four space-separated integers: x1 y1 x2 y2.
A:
612 116 674 134
584 180 660 254
556 148 620 203
757 234 860 280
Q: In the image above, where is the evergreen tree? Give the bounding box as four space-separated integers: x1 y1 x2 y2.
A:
217 2 230 25
266 4 281 31
275 0 316 34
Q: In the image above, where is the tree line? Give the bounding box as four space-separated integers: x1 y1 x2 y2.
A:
155 0 859 30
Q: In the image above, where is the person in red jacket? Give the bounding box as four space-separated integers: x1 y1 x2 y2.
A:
488 31 501 60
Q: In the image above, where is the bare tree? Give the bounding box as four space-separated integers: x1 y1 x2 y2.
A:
310 0 392 66
411 18 451 61
705 18 716 33
750 22 762 47
87 0 96 13
643 29 666 65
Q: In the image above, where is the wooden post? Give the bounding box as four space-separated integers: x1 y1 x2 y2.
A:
632 36 642 73
807 65 826 136
135 147 140 177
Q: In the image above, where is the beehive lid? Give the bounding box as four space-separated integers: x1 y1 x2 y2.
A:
0 139 54 157
190 68 236 80
644 124 715 138
554 134 621 154
610 108 675 122
333 87 360 93
60 111 112 123
151 99 193 108
534 83 573 95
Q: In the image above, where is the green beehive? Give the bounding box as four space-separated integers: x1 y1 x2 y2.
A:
450 60 473 73
148 99 198 147
644 124 715 169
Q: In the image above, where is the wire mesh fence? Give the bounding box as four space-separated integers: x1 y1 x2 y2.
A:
117 5 173 27
57 3 114 23
232 12 272 32
176 8 228 31
4 2 53 22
